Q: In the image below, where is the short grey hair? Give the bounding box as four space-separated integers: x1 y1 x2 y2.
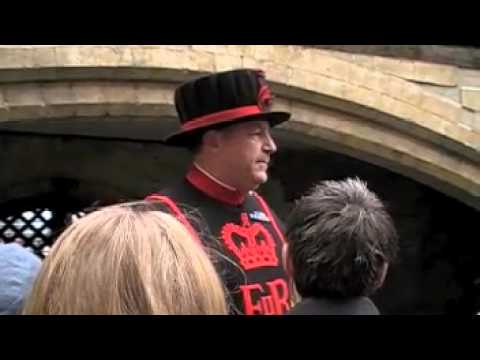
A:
286 177 399 299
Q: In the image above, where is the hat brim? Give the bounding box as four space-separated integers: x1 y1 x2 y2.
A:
163 111 291 147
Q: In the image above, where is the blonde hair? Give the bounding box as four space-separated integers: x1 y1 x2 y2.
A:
23 202 228 315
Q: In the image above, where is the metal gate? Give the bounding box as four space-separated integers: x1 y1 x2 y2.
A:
0 194 87 259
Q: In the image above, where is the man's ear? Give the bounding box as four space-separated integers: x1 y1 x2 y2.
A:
375 262 389 290
202 130 221 151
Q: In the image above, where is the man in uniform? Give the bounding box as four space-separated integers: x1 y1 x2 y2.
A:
146 69 292 315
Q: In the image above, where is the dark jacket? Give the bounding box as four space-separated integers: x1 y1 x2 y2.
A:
287 296 380 315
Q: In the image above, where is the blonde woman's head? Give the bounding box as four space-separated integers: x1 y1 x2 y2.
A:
23 201 228 315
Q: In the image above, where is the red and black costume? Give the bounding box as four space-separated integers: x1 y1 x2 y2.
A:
146 69 292 315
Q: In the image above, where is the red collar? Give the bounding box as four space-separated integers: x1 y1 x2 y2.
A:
186 164 246 206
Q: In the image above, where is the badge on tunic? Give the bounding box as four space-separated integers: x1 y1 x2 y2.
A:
249 210 270 222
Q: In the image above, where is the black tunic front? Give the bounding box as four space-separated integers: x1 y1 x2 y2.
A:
146 165 291 315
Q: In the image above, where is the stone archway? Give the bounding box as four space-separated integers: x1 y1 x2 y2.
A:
0 45 479 313
0 45 477 210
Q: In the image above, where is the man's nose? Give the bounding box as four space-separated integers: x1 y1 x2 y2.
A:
264 133 277 154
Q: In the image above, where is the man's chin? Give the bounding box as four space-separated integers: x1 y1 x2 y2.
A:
253 173 268 187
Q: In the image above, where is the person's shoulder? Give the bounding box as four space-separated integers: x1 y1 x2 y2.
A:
0 244 42 315
0 243 41 269
286 297 381 315
286 298 326 315
145 181 208 221
146 179 190 200
359 297 380 315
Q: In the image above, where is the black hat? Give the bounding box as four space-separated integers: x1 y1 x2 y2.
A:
164 69 291 147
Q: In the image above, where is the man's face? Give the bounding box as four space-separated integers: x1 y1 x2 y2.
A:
217 120 277 192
